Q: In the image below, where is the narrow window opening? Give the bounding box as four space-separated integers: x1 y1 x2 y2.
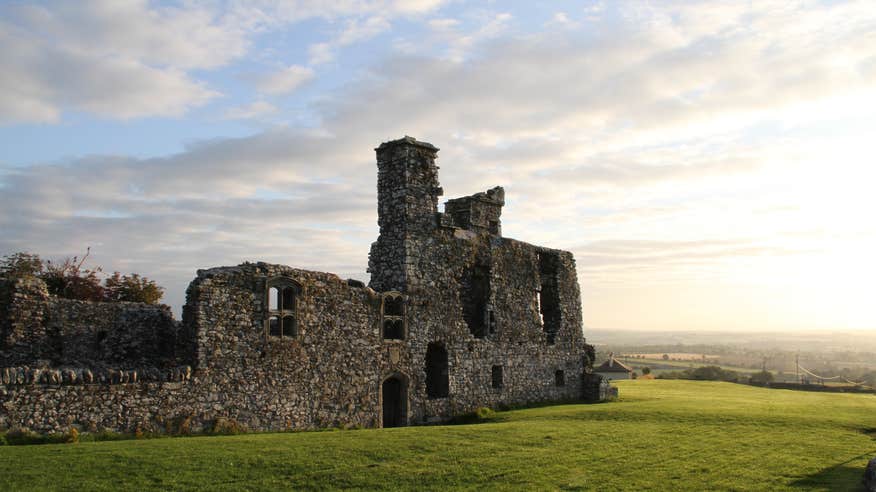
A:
94 330 107 355
488 310 496 335
282 315 296 337
488 220 499 234
538 252 561 345
269 287 279 311
536 290 544 326
383 319 404 339
555 370 565 387
461 264 490 338
266 278 300 339
491 365 504 389
281 287 296 311
426 342 449 398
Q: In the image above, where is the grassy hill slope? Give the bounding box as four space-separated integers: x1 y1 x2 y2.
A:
2 380 875 491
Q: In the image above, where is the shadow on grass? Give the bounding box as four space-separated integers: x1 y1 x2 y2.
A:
789 451 874 491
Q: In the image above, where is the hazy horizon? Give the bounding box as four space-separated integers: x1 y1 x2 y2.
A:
2 1 874 332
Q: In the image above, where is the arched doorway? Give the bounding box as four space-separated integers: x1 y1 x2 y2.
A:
381 374 408 428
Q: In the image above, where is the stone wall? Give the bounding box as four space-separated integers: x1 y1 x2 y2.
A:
0 277 186 369
364 136 596 423
0 278 50 363
0 135 599 435
1 264 387 433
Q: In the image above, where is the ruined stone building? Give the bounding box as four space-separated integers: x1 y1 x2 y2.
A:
0 136 600 434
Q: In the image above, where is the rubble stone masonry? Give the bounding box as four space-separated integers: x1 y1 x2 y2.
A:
0 136 600 434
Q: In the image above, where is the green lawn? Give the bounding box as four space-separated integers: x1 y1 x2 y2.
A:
3 380 876 491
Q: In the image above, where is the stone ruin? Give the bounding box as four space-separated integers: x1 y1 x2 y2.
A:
0 136 602 434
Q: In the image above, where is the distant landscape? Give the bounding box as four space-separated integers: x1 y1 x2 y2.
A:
588 329 876 385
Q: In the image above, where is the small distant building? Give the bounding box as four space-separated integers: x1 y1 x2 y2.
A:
595 356 633 380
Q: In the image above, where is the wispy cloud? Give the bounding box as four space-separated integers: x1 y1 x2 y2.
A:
223 100 279 120
256 65 315 95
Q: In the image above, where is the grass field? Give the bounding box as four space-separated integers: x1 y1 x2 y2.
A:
3 380 876 491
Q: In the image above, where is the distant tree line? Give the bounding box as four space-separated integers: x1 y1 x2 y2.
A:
657 365 741 382
0 250 164 304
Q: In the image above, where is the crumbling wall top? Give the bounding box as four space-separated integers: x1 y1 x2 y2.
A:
375 135 439 152
443 186 505 236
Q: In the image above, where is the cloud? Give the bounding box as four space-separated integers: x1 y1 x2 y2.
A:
433 11 513 61
223 101 279 120
337 16 391 45
2 0 875 329
573 239 813 271
11 1 249 70
257 65 316 95
0 1 249 123
428 18 459 31
0 0 448 123
0 10 221 123
308 42 335 65
308 15 392 65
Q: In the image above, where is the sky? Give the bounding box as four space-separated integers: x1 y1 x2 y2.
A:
1 0 875 333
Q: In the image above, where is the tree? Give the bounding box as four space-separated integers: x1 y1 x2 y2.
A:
642 367 652 375
662 354 669 361
750 370 774 385
688 365 739 382
104 272 164 304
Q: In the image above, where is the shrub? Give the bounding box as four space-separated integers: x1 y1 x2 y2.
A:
210 418 247 435
688 366 739 382
67 427 79 444
750 370 774 385
41 249 105 302
104 272 164 304
0 250 164 304
449 407 497 425
2 428 71 445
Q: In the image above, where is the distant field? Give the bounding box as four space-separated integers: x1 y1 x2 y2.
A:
3 380 876 490
620 356 769 375
625 352 720 361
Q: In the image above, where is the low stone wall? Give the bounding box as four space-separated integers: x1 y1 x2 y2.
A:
0 365 191 386
0 277 192 369
46 297 188 368
0 364 374 435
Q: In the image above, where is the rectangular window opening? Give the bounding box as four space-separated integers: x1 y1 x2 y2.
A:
491 365 504 389
538 252 561 344
462 264 491 338
282 315 296 337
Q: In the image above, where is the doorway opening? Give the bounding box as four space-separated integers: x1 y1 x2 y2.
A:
381 374 408 428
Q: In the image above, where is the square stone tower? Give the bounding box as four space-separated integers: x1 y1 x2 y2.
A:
368 136 442 292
